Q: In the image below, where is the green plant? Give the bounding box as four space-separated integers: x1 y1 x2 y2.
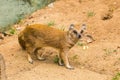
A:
60 25 66 31
112 72 120 80
103 48 117 55
22 0 32 5
87 11 95 17
53 55 59 63
9 28 17 35
16 13 24 24
47 21 55 27
72 55 78 61
77 42 84 46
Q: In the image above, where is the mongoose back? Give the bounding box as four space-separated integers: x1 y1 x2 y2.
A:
18 24 86 69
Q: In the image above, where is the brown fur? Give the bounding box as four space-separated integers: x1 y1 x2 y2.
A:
18 24 86 69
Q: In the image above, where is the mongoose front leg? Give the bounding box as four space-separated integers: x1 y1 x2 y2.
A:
26 46 34 64
27 53 33 64
34 48 46 61
60 51 74 70
36 53 46 61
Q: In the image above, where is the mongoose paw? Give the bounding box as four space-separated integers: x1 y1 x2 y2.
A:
58 63 64 66
37 57 46 61
29 59 33 64
66 65 74 70
29 60 33 64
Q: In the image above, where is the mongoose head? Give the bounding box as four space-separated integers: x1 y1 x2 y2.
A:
67 24 86 42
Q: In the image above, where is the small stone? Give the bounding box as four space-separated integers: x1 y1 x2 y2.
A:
48 3 54 8
83 46 89 50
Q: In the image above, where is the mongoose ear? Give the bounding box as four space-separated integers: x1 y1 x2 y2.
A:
80 24 86 34
69 24 74 30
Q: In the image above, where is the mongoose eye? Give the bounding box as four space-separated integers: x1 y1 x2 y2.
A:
73 30 77 34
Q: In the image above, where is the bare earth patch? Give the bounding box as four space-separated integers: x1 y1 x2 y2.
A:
0 0 120 80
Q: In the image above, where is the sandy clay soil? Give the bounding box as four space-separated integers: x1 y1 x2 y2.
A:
0 0 120 80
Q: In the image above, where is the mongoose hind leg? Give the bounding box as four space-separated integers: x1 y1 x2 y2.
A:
58 53 64 66
58 58 64 66
35 48 46 61
36 52 46 61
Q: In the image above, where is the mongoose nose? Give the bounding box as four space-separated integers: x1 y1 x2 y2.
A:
78 34 81 38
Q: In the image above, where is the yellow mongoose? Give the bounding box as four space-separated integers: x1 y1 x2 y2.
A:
18 24 86 69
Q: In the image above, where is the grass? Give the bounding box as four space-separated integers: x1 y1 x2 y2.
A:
53 55 59 63
16 13 24 24
72 55 78 61
112 72 120 80
9 28 16 34
77 42 85 46
47 21 55 27
77 42 89 50
53 54 79 64
60 25 66 31
8 28 17 35
87 11 95 17
22 0 32 5
103 48 117 55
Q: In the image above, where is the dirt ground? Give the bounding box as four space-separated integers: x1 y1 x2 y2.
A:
0 0 120 80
